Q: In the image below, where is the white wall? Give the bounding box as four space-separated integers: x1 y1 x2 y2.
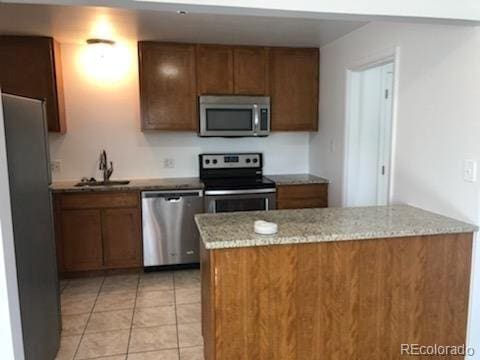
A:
49 43 310 181
0 92 24 360
309 21 480 356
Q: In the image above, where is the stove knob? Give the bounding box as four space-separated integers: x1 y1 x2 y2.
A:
246 158 251 163
253 158 258 163
205 159 210 165
213 159 218 164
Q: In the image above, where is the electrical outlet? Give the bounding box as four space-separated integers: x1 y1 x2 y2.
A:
51 160 62 173
463 159 477 182
329 140 335 153
163 158 175 169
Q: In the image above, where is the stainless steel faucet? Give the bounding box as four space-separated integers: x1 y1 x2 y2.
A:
99 150 113 182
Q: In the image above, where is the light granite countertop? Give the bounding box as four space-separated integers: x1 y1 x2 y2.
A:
195 205 478 249
51 173 327 193
51 177 204 193
265 174 329 185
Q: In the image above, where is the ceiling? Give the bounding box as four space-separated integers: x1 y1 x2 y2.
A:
0 3 367 47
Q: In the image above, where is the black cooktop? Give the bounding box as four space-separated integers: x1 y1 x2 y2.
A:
201 176 275 191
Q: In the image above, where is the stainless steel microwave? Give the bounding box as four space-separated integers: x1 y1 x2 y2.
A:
199 96 270 137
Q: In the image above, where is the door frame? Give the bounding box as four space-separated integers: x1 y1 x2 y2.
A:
342 47 400 207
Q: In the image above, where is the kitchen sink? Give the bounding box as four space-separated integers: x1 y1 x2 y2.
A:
74 180 130 187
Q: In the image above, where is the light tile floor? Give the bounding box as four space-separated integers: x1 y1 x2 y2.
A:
56 269 203 360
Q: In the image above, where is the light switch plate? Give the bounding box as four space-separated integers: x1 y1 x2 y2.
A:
163 158 175 169
463 159 477 182
329 139 335 153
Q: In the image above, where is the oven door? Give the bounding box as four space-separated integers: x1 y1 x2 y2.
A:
205 189 276 213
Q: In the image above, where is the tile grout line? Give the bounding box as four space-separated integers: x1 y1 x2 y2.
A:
71 276 106 360
80 345 198 359
60 272 200 359
125 274 141 358
172 272 181 360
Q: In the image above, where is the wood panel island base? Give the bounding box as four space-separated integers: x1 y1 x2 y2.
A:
195 205 477 360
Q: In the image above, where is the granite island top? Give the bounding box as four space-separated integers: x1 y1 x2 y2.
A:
265 173 329 185
51 177 204 193
195 205 478 249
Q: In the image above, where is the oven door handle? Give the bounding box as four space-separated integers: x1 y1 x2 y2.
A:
253 104 259 133
205 188 276 196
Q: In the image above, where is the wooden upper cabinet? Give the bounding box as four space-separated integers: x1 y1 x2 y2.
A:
197 45 267 95
0 36 66 133
138 42 319 132
233 47 268 95
269 47 319 131
196 44 234 95
139 42 197 131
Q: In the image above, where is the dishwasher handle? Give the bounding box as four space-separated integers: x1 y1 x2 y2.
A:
142 190 203 199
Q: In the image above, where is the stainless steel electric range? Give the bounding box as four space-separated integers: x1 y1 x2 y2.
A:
199 153 276 213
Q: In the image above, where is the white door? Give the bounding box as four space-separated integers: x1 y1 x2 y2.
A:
344 62 394 207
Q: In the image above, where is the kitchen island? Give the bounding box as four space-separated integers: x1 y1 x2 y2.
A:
195 205 477 360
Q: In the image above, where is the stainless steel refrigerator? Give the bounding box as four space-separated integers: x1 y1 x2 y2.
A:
2 93 60 359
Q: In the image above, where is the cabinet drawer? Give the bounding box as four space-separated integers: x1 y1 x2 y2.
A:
277 184 327 200
59 192 139 210
277 183 328 209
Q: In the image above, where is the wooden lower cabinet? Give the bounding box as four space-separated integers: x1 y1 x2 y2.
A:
277 183 328 209
102 208 142 268
60 209 103 272
54 191 142 273
201 233 473 360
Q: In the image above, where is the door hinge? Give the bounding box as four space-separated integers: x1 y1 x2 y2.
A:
384 89 389 99
381 166 386 175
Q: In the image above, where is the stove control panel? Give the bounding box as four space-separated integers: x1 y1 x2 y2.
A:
200 153 262 169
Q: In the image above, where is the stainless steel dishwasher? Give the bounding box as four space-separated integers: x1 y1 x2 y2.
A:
142 189 203 267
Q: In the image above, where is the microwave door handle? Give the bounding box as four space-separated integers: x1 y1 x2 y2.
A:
265 197 269 211
253 104 259 132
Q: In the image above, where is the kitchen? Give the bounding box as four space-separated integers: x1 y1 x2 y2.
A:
0 2 479 360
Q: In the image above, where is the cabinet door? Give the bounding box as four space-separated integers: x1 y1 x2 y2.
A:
102 208 142 269
234 47 268 95
0 36 66 133
269 48 319 131
197 44 234 95
139 42 197 131
60 209 103 272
